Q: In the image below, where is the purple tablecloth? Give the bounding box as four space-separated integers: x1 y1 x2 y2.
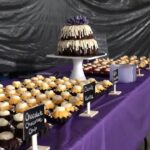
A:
1 65 150 150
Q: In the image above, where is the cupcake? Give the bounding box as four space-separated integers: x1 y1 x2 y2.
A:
52 95 63 105
44 78 52 83
5 85 15 91
62 77 70 81
76 93 83 101
70 79 77 85
0 88 4 94
69 96 83 107
61 101 75 112
95 84 105 93
0 84 3 89
0 131 20 150
21 91 32 100
56 79 65 84
17 87 27 95
40 82 50 92
26 98 37 107
31 89 41 97
15 102 29 113
61 91 71 100
102 80 113 88
23 79 32 85
35 80 43 87
15 122 23 139
6 90 17 97
36 93 47 103
0 110 11 121
64 81 73 89
9 95 21 105
48 81 57 89
31 77 39 82
13 113 23 126
12 81 22 89
26 82 36 90
36 75 45 80
0 101 10 111
0 93 7 102
42 99 55 110
71 85 83 94
55 84 66 94
0 118 12 132
51 106 70 119
45 90 55 99
49 76 56 81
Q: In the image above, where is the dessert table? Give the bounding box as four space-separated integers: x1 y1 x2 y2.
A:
1 64 150 150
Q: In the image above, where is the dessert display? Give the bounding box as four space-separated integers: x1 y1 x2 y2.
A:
83 56 150 76
57 16 99 56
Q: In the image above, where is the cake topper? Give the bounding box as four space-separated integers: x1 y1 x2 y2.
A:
66 16 89 25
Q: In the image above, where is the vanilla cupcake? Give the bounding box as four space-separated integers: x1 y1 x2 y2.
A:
69 96 83 107
31 77 39 82
48 81 57 89
36 75 45 80
5 85 15 91
23 79 31 85
44 78 52 83
52 95 63 105
61 101 75 112
102 80 113 88
36 93 47 103
56 79 65 84
40 82 50 92
76 93 83 101
0 101 10 111
0 118 12 132
26 98 37 107
51 106 70 119
9 95 21 105
0 93 7 102
17 87 27 95
42 99 55 110
72 85 83 94
45 90 55 99
64 81 73 89
6 90 17 97
70 79 77 85
62 77 70 81
0 88 4 94
61 91 71 100
35 80 43 87
49 76 56 81
31 89 41 97
55 84 66 94
12 81 22 89
21 91 32 100
15 102 29 113
95 84 105 93
26 82 36 90
0 110 11 121
0 131 20 150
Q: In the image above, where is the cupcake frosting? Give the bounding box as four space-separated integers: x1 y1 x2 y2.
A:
16 123 23 129
16 102 28 110
13 113 23 122
0 118 9 126
54 106 65 112
0 132 14 140
0 101 9 108
0 110 10 116
6 85 15 91
56 84 66 91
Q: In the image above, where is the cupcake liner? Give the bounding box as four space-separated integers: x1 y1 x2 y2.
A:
0 125 13 133
0 115 12 122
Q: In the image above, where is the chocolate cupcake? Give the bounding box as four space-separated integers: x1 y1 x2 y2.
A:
0 118 12 132
0 131 20 150
12 113 23 127
15 122 23 139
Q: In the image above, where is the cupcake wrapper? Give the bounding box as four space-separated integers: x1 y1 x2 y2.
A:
0 115 12 122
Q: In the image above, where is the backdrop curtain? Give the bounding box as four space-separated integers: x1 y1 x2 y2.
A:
0 0 149 73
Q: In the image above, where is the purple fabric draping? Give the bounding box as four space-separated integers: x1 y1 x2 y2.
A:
1 65 150 150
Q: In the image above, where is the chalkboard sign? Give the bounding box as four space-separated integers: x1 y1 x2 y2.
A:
113 69 119 83
23 104 44 140
84 82 95 104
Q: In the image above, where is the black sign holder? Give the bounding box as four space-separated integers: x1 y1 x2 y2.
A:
23 105 50 150
109 69 122 96
79 82 98 118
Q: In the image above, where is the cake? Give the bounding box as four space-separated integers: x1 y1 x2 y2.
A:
57 16 98 56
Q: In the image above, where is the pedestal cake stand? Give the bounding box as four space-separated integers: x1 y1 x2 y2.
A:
46 53 107 80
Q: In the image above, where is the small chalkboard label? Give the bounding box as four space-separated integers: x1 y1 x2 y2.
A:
113 69 119 83
23 104 44 140
84 82 95 103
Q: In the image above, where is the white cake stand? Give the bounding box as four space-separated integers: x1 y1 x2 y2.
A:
46 53 107 80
